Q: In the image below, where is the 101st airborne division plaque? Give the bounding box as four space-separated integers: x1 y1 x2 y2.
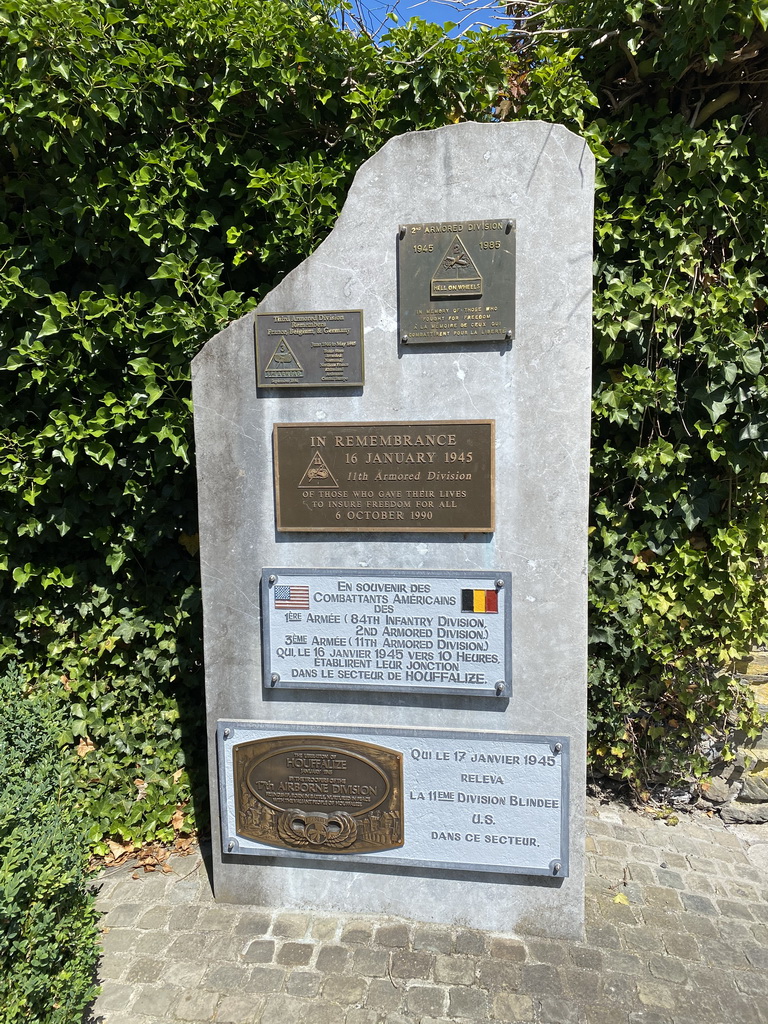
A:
398 219 515 345
273 420 494 532
233 734 403 854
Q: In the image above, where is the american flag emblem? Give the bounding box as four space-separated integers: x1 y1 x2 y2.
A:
274 585 310 610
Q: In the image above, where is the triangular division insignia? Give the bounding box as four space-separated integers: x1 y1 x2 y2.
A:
298 451 339 488
265 337 304 379
431 236 483 298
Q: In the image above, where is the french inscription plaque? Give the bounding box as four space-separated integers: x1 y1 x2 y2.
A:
398 219 516 345
255 310 364 387
273 420 494 532
219 723 569 876
262 568 512 697
232 734 403 854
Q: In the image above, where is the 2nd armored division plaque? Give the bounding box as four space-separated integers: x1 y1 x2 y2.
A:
255 310 364 387
398 219 515 345
232 734 403 854
273 420 494 532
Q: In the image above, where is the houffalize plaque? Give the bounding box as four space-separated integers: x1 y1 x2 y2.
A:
273 420 494 532
255 310 364 387
219 723 569 876
398 219 516 345
262 568 512 698
232 734 403 854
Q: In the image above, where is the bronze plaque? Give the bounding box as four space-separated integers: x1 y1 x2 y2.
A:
233 735 404 854
398 219 515 345
273 420 494 532
255 310 364 387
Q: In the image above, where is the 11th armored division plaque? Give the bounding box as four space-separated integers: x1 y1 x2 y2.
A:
398 219 515 345
232 734 403 854
255 310 364 387
273 420 494 532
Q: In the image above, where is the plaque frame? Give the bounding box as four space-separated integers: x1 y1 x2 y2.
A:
217 721 570 877
397 219 516 346
254 310 364 389
273 419 495 533
261 567 512 698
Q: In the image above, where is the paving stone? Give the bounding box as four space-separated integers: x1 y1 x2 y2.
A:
172 988 220 1020
168 905 201 931
201 961 252 991
560 966 602 1002
137 905 171 930
454 929 487 955
679 913 719 939
161 960 207 989
646 953 687 983
94 980 137 1011
389 950 433 980
247 967 286 994
447 985 489 1017
353 948 390 977
569 946 601 970
346 1010 385 1024
375 923 410 948
413 924 453 953
635 978 677 1011
341 921 376 944
131 983 183 1016
524 937 568 965
641 886 683 911
233 912 273 937
285 971 322 998
242 940 276 964
310 917 340 941
197 906 241 931
105 902 146 927
493 991 535 1021
125 957 166 984
366 978 403 1012
321 974 369 1004
260 995 316 1024
476 959 523 991
489 937 526 962
100 928 137 955
744 943 768 969
434 954 475 986
406 985 447 1017
661 931 700 960
166 932 208 960
271 914 309 939
274 941 313 966
520 963 562 996
316 945 350 973
215 993 265 1023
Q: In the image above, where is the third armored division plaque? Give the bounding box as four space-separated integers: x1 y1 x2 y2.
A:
398 219 515 345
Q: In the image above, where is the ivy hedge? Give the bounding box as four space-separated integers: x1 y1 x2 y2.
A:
2 0 767 856
0 664 100 1021
507 0 768 786
0 0 508 852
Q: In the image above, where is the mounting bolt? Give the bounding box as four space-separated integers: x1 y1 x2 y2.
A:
553 742 562 754
505 220 513 233
271 673 280 686
227 841 234 852
495 579 504 589
223 728 231 739
505 329 513 340
552 861 562 875
399 225 406 239
495 681 505 696
268 574 276 584
401 335 408 344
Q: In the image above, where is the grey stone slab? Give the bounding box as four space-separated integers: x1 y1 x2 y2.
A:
193 121 592 938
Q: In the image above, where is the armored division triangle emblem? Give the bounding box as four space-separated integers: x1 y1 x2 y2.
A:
265 337 304 379
298 451 339 488
431 236 483 298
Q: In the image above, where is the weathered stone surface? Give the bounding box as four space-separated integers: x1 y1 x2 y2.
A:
721 801 768 824
739 769 768 803
193 121 593 937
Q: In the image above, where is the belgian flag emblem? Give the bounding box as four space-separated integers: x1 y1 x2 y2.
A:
461 589 498 613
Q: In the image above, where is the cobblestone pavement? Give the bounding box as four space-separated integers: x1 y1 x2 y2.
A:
90 797 768 1024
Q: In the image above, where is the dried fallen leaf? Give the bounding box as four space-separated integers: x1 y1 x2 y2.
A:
613 892 630 905
162 864 173 874
171 809 185 832
76 737 95 757
172 768 184 784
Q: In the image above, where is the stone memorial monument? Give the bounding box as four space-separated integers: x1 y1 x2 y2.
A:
192 121 594 938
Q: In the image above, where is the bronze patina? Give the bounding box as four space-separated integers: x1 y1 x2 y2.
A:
233 735 404 854
273 420 494 533
255 310 364 388
398 219 515 345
